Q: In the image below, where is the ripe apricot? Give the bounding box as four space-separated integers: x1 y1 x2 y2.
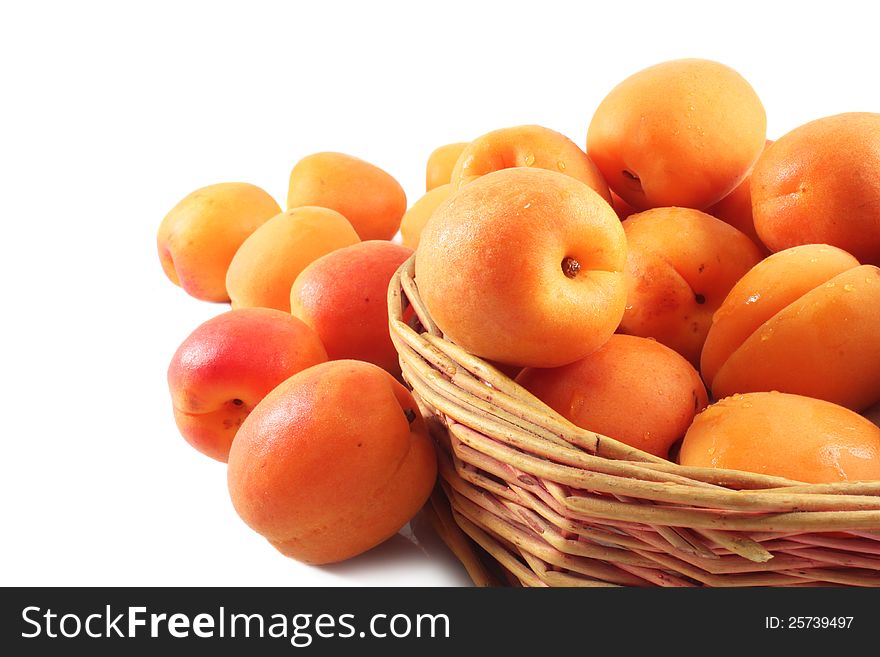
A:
706 140 773 252
516 335 708 459
751 113 880 265
415 167 627 368
157 183 281 302
701 244 880 411
449 124 611 204
610 191 638 221
426 142 467 191
226 360 437 565
399 183 453 249
167 308 328 462
287 152 407 241
619 207 763 366
679 392 880 483
225 206 359 312
587 59 766 211
290 240 414 377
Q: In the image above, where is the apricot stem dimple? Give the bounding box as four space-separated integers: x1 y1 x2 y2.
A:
232 398 244 406
562 257 581 279
694 293 706 305
622 169 643 193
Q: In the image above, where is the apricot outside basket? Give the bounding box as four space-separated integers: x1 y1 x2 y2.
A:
388 255 880 587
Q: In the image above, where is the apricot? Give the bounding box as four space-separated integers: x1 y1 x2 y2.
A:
587 58 766 211
619 207 763 366
399 183 453 249
226 360 437 564
679 392 880 484
225 206 360 312
701 244 880 411
290 240 413 377
610 191 638 221
157 183 281 302
516 335 708 459
426 142 468 191
286 152 407 241
706 140 773 252
449 124 612 204
751 113 880 265
415 167 627 368
167 308 328 462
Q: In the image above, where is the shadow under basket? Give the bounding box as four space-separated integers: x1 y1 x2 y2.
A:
388 255 880 587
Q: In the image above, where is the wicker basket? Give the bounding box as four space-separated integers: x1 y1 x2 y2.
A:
388 255 880 587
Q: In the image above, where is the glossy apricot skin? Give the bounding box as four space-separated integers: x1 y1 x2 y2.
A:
416 167 627 368
400 184 453 249
426 142 468 191
167 308 328 462
449 124 612 204
225 206 360 312
290 240 414 377
701 244 880 411
587 59 766 211
618 207 763 366
287 152 407 241
157 183 281 302
226 360 437 565
516 335 708 459
751 113 880 265
679 392 880 484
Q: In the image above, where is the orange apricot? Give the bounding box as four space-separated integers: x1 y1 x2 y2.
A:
516 335 708 459
449 124 611 204
226 360 437 564
167 308 327 462
290 240 414 377
706 140 773 252
619 207 763 366
751 113 880 265
679 392 880 483
610 191 638 221
426 142 468 191
587 59 766 211
226 206 359 312
399 183 453 249
415 167 627 368
287 152 407 241
701 244 880 411
157 183 281 302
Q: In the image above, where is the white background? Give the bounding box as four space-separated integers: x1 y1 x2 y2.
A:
1 1 877 586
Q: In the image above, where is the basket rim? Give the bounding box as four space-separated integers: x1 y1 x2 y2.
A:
388 254 880 499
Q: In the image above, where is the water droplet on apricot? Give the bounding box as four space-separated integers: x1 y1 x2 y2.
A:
557 160 566 171
844 283 855 292
524 153 536 167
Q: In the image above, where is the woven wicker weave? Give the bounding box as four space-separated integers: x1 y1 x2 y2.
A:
388 255 880 587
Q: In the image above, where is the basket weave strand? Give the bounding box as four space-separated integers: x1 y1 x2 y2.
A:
388 255 880 587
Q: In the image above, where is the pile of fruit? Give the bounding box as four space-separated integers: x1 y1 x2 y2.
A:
158 58 880 570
